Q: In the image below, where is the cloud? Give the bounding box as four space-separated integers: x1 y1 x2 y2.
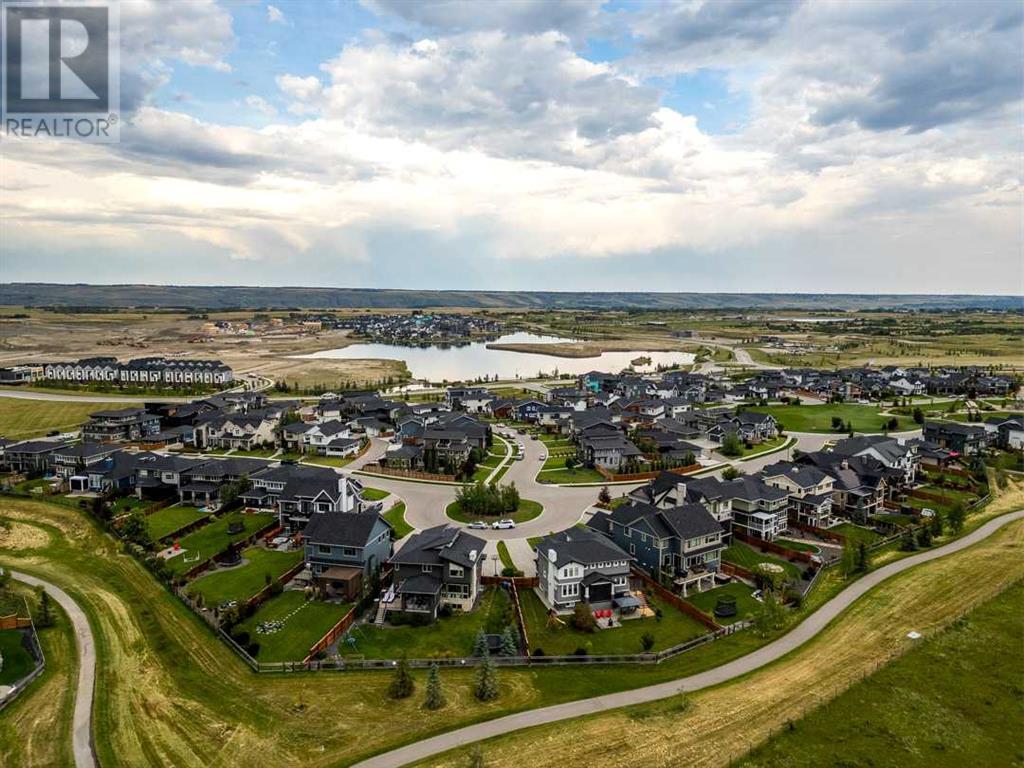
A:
245 95 278 117
366 0 607 38
267 4 287 25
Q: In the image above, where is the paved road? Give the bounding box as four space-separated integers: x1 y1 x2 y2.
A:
352 507 1024 768
10 571 97 768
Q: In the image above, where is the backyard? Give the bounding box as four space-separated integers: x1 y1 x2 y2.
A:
187 546 303 607
235 590 352 663
830 522 884 547
144 504 210 542
722 541 803 580
519 590 708 656
747 404 915 433
342 587 514 660
684 581 762 625
164 512 276 575
0 629 36 685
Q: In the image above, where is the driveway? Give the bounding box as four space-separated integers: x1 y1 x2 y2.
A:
11 571 97 768
351 508 1024 768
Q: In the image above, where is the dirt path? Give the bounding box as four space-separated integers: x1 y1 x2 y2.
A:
351 508 1024 768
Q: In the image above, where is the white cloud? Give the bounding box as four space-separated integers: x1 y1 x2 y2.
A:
245 95 278 117
267 5 288 25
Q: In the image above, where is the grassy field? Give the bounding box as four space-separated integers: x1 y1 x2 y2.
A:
445 498 543 524
739 581 1024 768
722 542 803 580
361 487 390 502
684 582 761 625
383 501 413 538
0 398 125 439
519 590 707 656
165 512 276 574
187 547 303 607
1 482 1020 768
536 467 606 484
774 538 819 553
496 541 515 571
345 588 513 660
236 591 352 662
746 404 915 433
144 504 210 541
0 629 36 685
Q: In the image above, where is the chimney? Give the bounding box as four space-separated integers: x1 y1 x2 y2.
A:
548 549 557 563
676 481 687 500
469 550 478 562
840 459 849 470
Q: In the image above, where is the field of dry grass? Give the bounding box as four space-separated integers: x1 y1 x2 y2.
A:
0 398 127 439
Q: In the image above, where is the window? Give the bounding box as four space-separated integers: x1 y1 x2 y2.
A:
449 564 464 578
318 545 331 555
561 583 579 598
629 543 635 555
421 564 434 573
342 547 356 557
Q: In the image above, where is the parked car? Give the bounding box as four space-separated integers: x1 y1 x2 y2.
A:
468 521 489 530
538 454 547 460
492 519 516 529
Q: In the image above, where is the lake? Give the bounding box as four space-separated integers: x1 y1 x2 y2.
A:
299 332 695 382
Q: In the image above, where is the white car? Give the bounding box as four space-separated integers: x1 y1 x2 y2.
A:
492 519 516 529
468 521 489 530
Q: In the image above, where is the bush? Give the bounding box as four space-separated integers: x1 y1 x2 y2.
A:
231 629 250 646
640 632 655 652
572 646 589 656
437 604 453 619
571 602 596 632
531 647 546 657
246 642 260 657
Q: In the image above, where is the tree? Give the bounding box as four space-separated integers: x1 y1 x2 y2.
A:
720 431 743 457
887 417 899 431
899 530 917 552
571 602 596 632
423 663 446 710
499 626 518 656
597 486 612 506
929 510 944 538
722 466 743 481
917 525 932 548
37 590 54 628
472 629 489 657
120 511 152 549
912 407 925 425
640 632 655 652
948 502 966 534
564 456 578 473
752 591 787 638
855 541 871 572
831 416 844 431
388 657 415 699
839 540 858 577
474 653 500 701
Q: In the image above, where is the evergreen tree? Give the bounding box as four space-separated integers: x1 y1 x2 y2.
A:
388 657 415 699
597 486 612 506
37 590 54 628
839 540 857 577
929 510 944 538
423 663 445 710
855 541 871 572
474 653 500 701
472 629 489 657
499 626 518 656
948 502 966 534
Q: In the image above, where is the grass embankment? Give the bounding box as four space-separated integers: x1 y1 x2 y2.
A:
0 398 125 439
0 582 76 768
383 502 413 538
737 580 1024 768
416 514 1024 768
144 504 210 541
746 404 915 433
360 487 390 502
536 467 606 484
1 482 1020 768
722 542 803 579
187 547 303 607
445 499 543 524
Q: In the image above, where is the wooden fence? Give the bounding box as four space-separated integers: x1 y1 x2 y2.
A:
360 464 457 483
733 532 813 563
182 518 280 580
596 463 702 483
0 608 45 712
481 575 539 589
0 614 31 630
788 520 846 543
629 567 722 631
245 560 308 611
303 604 357 663
720 561 757 581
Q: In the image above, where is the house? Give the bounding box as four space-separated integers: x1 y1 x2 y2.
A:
194 410 280 451
132 453 210 499
385 525 485 620
81 408 162 443
593 501 725 596
51 443 121 479
42 356 233 386
177 457 274 507
830 435 919 487
759 461 836 528
578 433 644 470
628 473 734 528
534 527 634 612
243 464 364 532
720 476 790 541
797 453 890 522
922 421 988 455
3 439 69 474
303 511 393 600
995 415 1024 450
68 450 138 494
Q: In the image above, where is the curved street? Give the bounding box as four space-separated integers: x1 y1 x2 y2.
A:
10 571 97 768
351 508 1024 768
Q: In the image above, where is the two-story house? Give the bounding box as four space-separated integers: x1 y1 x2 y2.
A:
759 461 836 528
82 408 162 443
534 527 633 612
720 476 791 541
303 511 393 600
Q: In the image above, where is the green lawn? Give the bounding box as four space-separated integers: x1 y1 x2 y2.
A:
145 505 210 542
738 581 1024 768
165 513 276 575
344 588 513 660
775 538 820 553
723 542 802 580
519 590 708 657
382 502 413 538
735 436 788 458
111 496 150 515
830 522 883 547
360 487 390 502
0 629 37 685
496 541 516 571
302 455 355 468
187 547 303 607
237 591 353 663
541 455 571 470
232 448 278 458
684 582 762 625
445 498 543 524
0 398 127 440
536 467 606 484
746 404 915 433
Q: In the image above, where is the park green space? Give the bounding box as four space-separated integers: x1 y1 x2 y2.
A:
165 512 276 574
519 590 707 656
187 547 303 607
722 541 802 580
536 467 605 484
684 581 762 625
0 398 126 440
746 404 914 433
144 504 210 541
445 498 543 525
236 591 352 662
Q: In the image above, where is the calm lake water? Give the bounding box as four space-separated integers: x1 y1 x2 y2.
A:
300 332 695 382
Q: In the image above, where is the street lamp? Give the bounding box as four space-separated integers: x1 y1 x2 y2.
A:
491 553 500 576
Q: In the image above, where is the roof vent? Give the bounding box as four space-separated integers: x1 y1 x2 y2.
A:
469 549 478 562
548 549 557 563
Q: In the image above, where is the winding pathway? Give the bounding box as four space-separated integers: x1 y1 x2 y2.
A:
351 508 1024 768
10 571 97 768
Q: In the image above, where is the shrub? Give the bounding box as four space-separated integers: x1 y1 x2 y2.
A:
423 663 445 710
246 642 260 657
531 647 545 657
571 602 596 632
474 654 500 701
640 632 655 652
231 629 250 646
388 658 415 699
572 646 589 656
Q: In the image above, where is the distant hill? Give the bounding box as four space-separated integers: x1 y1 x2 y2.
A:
0 283 1019 311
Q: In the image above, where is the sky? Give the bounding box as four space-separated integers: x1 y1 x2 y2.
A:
1 0 1021 295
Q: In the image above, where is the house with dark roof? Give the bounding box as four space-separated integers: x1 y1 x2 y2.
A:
592 501 725 596
4 439 70 474
51 443 121 479
81 408 161 443
69 450 138 494
759 461 836 528
303 511 392 600
719 476 790 541
830 435 919 486
384 525 486 619
578 433 644 470
534 527 633 612
796 452 890 522
922 421 988 455
242 464 364 532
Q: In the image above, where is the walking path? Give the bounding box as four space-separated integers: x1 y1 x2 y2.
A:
10 571 97 768
351 508 1024 768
